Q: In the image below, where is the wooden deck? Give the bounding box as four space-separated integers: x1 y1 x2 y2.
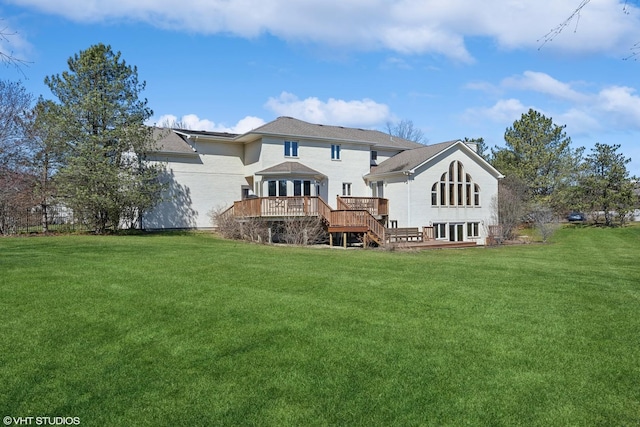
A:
221 196 481 248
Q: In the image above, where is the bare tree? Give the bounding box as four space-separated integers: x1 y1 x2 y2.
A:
0 79 32 169
209 207 270 243
1 21 29 70
540 1 639 59
0 168 35 235
25 98 67 232
490 176 529 242
530 203 561 243
158 117 192 130
386 119 427 144
280 217 328 245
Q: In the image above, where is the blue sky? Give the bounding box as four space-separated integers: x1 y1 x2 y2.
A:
2 0 640 175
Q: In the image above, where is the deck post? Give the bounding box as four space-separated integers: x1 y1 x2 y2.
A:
329 233 333 247
343 232 347 249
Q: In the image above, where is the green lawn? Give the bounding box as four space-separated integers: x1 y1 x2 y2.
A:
1 226 639 426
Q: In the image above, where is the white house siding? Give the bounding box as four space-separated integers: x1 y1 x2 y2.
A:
382 146 498 244
379 175 409 226
244 140 262 169
250 137 371 208
144 141 246 229
372 148 403 165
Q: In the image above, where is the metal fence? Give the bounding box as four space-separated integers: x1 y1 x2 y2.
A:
0 206 83 235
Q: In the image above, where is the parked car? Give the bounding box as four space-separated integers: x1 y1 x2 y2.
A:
567 212 586 222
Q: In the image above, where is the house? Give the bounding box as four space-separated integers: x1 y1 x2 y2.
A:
144 116 503 246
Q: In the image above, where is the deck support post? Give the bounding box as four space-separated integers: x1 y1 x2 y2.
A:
343 232 347 249
329 233 333 247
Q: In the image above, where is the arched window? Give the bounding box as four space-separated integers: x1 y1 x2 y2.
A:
431 183 438 206
431 161 481 207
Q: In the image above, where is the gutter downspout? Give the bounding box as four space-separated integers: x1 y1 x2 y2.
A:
404 171 413 226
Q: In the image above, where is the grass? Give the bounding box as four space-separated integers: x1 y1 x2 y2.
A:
1 226 639 426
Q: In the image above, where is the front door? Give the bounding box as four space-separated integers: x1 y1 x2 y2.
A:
449 223 464 242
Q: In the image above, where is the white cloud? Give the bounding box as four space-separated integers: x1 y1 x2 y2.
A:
152 114 265 133
265 91 391 127
502 71 588 103
559 108 603 135
8 0 640 61
464 98 529 124
597 86 640 126
465 71 640 134
150 91 392 133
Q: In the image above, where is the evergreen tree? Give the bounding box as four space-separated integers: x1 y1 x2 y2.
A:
44 44 164 233
492 108 582 210
579 143 636 226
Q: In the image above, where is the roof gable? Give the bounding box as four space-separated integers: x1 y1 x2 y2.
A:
151 128 198 155
366 140 503 179
255 161 326 179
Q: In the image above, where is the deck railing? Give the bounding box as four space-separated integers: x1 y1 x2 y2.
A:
336 196 388 216
228 196 386 243
232 197 325 218
330 210 385 242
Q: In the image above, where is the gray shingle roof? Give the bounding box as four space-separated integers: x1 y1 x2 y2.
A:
247 116 424 150
255 161 326 178
151 128 197 155
366 140 459 176
173 129 239 139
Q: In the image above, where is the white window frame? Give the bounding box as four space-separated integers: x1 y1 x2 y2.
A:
467 222 480 238
433 223 447 240
331 144 341 160
342 182 352 196
284 140 298 157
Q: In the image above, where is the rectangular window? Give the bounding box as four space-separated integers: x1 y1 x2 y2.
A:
371 151 377 161
284 141 298 157
303 180 311 196
268 180 277 197
467 222 480 238
294 180 302 196
434 223 447 239
241 186 250 200
342 182 352 196
278 180 287 196
331 144 341 160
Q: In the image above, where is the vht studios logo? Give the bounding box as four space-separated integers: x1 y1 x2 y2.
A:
3 417 80 426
